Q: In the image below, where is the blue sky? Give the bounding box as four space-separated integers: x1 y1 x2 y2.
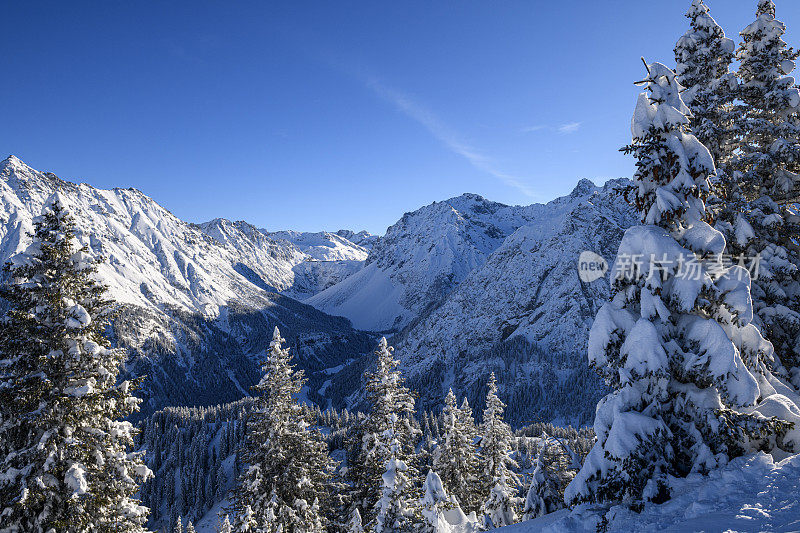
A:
2 1 799 234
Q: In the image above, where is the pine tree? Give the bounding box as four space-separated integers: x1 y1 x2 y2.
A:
478 374 521 529
674 0 737 169
565 61 797 506
174 518 184 533
0 196 152 532
186 521 197 533
229 327 335 532
349 338 420 530
432 390 480 513
721 0 800 375
522 441 560 520
218 515 233 533
347 508 365 533
374 449 415 532
736 0 800 201
418 470 465 533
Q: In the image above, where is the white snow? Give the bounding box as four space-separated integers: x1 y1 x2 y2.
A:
306 262 409 331
65 463 89 496
499 452 800 533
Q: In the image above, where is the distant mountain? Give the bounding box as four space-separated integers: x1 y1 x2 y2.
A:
307 193 542 332
0 156 374 417
304 180 636 425
0 155 635 426
266 229 369 261
396 179 637 425
335 229 380 250
198 219 367 299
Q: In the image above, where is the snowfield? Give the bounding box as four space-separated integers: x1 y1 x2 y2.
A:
501 452 800 532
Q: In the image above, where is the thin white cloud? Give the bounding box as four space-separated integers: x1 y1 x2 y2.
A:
362 76 536 198
520 125 547 133
303 41 536 198
558 122 582 134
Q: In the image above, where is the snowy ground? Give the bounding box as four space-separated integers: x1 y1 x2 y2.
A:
500 452 800 532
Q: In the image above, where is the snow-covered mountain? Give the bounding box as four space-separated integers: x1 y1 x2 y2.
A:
0 154 636 425
307 193 542 332
305 180 636 425
395 179 637 424
335 228 380 250
198 219 368 299
266 229 369 261
0 155 374 417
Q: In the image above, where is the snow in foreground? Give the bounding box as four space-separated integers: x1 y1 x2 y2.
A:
500 452 800 532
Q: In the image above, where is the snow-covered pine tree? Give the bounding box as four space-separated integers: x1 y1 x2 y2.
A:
347 508 365 533
374 439 415 532
736 0 800 201
721 0 800 375
521 441 561 520
174 518 184 533
186 521 197 533
674 0 737 169
218 515 233 533
0 196 152 532
349 338 420 530
565 61 798 507
432 390 480 513
478 373 521 529
229 327 336 532
418 470 476 533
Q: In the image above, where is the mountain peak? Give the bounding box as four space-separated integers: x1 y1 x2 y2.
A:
570 178 598 197
1 155 27 172
455 192 486 202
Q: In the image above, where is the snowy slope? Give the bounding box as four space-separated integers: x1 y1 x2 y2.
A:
0 156 374 416
500 452 800 532
307 193 541 332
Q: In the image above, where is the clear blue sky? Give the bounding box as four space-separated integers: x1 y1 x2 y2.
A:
2 1 799 234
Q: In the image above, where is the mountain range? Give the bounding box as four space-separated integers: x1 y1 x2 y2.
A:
0 155 633 424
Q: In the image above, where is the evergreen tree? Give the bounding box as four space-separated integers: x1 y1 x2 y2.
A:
0 197 152 532
565 61 797 506
347 508 364 533
721 0 800 375
418 470 462 533
186 521 197 533
218 515 233 533
674 0 738 169
736 0 800 201
432 390 480 513
478 374 521 529
174 518 184 533
229 327 335 532
522 441 560 520
349 338 420 529
374 444 415 532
